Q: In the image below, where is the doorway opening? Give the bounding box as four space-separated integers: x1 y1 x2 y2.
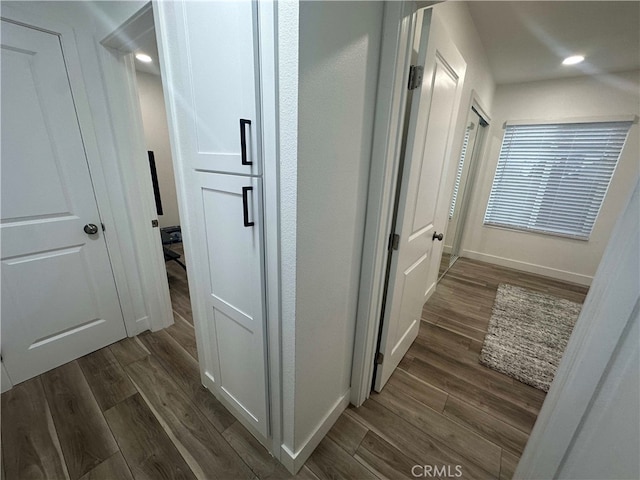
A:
127 16 192 331
438 105 488 278
362 2 638 478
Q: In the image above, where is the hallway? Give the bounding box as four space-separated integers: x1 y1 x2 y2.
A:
1 255 588 480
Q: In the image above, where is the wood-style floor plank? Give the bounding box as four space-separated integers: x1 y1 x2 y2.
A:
354 431 416 480
407 356 537 433
41 362 118 480
78 347 137 411
125 356 255 479
386 367 448 413
372 387 501 476
499 450 519 480
78 452 133 480
138 330 236 433
166 313 199 361
347 399 496 479
443 396 529 455
109 337 150 367
409 339 545 413
305 436 378 480
222 421 290 479
326 413 368 456
1 377 69 480
104 394 195 480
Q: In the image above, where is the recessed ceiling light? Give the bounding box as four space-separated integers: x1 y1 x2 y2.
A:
562 55 585 66
135 53 153 63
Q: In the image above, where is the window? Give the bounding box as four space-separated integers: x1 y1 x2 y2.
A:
484 120 632 239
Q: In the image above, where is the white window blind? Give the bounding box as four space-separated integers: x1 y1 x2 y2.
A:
484 120 632 239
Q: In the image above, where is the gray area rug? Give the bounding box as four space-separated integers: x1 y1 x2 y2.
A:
479 284 582 392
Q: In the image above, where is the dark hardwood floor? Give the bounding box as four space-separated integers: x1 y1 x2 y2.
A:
1 252 588 480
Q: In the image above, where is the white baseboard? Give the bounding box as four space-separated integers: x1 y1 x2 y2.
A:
461 250 593 286
280 389 351 474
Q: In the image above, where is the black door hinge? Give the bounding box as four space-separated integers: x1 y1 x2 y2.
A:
389 233 400 251
375 352 384 365
408 65 424 90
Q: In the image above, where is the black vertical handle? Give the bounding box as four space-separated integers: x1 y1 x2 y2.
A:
240 119 252 166
242 186 254 227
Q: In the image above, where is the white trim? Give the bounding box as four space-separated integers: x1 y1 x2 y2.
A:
461 249 592 286
257 0 283 458
448 98 490 260
350 0 417 407
515 180 639 478
279 389 351 474
503 113 638 128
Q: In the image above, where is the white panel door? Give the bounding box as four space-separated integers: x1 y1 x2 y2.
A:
171 0 261 176
0 20 126 384
374 11 467 391
195 173 268 436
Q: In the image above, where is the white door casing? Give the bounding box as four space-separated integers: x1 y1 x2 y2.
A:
154 0 270 439
0 20 126 384
374 11 467 391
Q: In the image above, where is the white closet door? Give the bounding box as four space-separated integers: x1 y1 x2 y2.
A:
154 0 269 438
0 20 126 384
195 173 268 436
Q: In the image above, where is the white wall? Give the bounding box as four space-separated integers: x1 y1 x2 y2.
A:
461 71 640 285
433 2 495 110
135 71 180 228
287 0 383 466
557 306 639 479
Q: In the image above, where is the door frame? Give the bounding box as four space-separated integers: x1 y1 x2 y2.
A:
447 97 490 262
98 3 173 335
0 6 136 339
350 0 419 408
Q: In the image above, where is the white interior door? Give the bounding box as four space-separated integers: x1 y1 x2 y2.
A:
374 10 467 391
0 19 126 384
155 0 269 438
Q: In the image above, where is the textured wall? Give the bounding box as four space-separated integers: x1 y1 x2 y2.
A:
294 0 384 452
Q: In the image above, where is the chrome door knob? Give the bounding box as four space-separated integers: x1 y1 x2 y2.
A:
432 232 443 241
84 223 99 235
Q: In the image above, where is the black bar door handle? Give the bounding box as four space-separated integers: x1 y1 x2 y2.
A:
242 186 254 227
240 119 252 166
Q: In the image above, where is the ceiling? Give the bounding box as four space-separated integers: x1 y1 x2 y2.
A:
466 1 640 85
133 27 161 76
